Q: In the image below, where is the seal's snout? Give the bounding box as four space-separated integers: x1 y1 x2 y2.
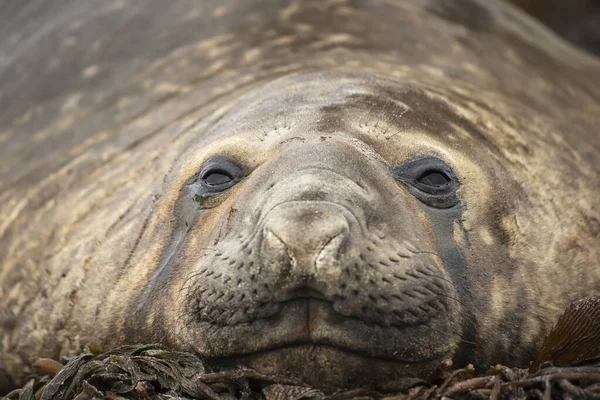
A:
261 202 350 284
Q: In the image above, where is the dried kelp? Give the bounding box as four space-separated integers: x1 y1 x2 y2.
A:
2 344 305 400
3 344 600 400
530 294 600 372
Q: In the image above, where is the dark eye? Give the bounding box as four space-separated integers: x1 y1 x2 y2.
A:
416 170 451 190
203 169 234 187
187 157 244 201
392 157 459 208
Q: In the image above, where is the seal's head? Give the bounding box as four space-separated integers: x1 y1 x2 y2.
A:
123 71 524 391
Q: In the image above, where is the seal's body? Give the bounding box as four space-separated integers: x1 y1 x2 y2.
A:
1 0 599 393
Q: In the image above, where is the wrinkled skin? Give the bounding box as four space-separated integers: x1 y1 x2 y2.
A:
0 0 599 394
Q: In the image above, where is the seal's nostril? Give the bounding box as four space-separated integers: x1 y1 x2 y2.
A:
264 229 287 251
316 231 346 267
314 229 348 282
262 229 294 275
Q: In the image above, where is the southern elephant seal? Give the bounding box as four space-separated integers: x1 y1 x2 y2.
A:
1 0 599 393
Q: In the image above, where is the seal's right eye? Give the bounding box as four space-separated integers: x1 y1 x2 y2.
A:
202 169 234 187
188 157 244 200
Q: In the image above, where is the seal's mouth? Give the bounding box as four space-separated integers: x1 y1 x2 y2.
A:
214 342 445 365
205 335 449 393
193 298 456 364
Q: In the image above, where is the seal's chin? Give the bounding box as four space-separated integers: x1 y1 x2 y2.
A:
234 344 443 393
194 299 457 392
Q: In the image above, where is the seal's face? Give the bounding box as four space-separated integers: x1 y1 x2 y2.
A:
128 72 515 391
184 144 464 388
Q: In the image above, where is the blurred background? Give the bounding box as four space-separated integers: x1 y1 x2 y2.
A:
509 0 600 55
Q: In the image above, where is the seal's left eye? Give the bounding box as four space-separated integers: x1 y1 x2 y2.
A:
392 157 459 208
415 170 451 194
418 170 450 186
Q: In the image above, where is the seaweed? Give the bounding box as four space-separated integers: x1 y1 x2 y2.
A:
3 344 600 400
